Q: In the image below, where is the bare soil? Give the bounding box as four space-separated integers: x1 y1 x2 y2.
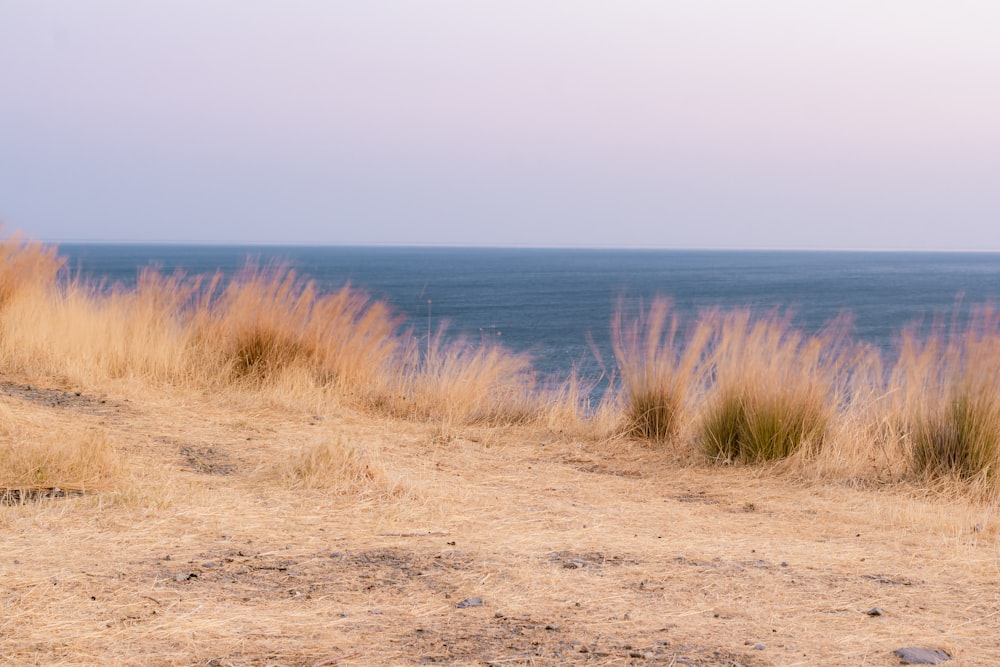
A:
1 377 998 666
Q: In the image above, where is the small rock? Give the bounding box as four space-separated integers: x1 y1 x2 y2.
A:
866 607 887 616
753 643 766 650
628 651 644 658
456 597 483 609
893 647 951 664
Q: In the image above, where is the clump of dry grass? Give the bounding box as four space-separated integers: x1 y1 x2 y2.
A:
191 263 401 391
900 309 1000 491
612 298 710 442
698 311 847 464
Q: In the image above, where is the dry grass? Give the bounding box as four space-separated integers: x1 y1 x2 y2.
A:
0 399 123 497
899 310 1000 495
0 234 999 663
1 377 998 665
612 298 711 442
381 328 539 425
275 435 403 498
697 310 848 464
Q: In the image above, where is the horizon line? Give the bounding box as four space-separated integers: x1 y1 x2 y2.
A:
39 238 1000 254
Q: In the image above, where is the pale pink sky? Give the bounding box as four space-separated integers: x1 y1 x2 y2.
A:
2 1 999 249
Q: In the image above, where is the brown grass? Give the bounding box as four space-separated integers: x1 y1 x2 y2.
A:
0 400 123 497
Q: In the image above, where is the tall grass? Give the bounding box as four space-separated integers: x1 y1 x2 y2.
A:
369 325 539 424
612 299 710 441
901 310 1000 485
0 231 64 309
0 236 552 426
189 263 401 392
697 311 849 464
6 233 1000 496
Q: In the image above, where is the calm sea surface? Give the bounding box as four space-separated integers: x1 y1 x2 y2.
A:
58 245 1000 385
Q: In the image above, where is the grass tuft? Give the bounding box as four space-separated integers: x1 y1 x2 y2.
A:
699 311 844 463
904 308 1000 486
612 299 710 442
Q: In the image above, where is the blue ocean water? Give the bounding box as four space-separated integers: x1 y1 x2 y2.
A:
58 245 1000 385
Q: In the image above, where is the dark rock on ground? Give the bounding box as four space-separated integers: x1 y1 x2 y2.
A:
893 647 951 664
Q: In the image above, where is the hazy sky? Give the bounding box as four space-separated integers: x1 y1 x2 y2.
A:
2 1 999 249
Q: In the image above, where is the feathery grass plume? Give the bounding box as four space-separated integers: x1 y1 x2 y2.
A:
0 231 64 310
699 310 847 463
904 307 1000 487
612 298 711 442
385 326 539 425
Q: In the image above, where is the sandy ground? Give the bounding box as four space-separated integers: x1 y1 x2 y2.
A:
2 377 998 666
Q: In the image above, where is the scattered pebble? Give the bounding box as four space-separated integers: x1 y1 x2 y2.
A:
753 644 766 650
866 607 887 616
456 597 483 609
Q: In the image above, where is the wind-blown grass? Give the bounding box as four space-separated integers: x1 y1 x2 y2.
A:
612 298 710 442
902 309 1000 486
697 310 848 464
5 232 1000 496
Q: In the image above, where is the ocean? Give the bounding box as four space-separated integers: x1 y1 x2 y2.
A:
57 245 1000 385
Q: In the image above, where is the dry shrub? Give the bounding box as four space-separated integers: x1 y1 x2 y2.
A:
901 309 1000 488
612 298 710 442
0 407 122 494
278 437 398 496
699 310 847 463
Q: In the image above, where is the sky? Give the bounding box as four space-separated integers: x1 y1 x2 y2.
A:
1 1 999 250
